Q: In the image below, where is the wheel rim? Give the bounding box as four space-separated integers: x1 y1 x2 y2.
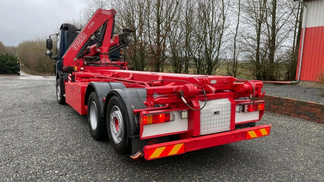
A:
57 85 61 100
89 101 98 130
110 105 123 144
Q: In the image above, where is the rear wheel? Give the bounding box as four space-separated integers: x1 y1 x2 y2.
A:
107 96 130 154
87 92 107 141
56 79 65 104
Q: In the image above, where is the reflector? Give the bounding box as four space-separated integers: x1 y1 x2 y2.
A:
258 103 265 111
246 126 270 139
147 115 153 124
244 103 265 112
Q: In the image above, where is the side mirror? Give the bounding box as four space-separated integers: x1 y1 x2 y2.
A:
46 50 53 57
46 39 53 50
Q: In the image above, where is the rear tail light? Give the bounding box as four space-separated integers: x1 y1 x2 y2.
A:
142 113 174 125
245 103 264 112
258 103 265 110
236 103 265 113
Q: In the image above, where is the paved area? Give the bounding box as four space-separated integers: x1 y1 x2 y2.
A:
263 83 324 104
0 75 323 181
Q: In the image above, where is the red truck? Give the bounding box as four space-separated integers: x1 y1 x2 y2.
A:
45 9 271 160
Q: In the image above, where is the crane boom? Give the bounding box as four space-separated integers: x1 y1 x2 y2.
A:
62 9 117 69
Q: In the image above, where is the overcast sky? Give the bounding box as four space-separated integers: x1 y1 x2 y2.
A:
0 0 90 47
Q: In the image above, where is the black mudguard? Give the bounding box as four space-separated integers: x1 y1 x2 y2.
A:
105 88 147 138
57 71 68 94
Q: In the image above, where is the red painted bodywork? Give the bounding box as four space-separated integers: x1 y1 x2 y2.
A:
297 26 324 82
139 109 189 140
60 8 270 160
143 125 272 160
65 82 88 115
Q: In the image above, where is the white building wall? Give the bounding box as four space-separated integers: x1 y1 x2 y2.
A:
306 0 324 27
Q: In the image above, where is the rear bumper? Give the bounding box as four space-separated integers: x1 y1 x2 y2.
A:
143 124 271 160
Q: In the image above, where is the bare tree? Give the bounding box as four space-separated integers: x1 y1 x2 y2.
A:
227 0 241 77
146 0 180 72
79 0 301 79
6 46 17 55
241 0 268 80
17 38 55 75
0 41 7 55
82 0 111 24
193 0 228 75
264 0 295 80
167 2 184 73
285 1 303 80
116 0 150 71
241 0 299 80
182 0 196 74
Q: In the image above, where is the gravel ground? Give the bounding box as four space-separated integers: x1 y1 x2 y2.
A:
263 83 324 104
0 75 323 181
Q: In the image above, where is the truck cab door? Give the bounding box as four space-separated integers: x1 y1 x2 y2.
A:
56 24 78 73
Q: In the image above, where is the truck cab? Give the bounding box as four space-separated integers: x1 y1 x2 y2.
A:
47 23 122 78
46 22 123 104
46 24 79 104
56 24 78 74
46 24 78 76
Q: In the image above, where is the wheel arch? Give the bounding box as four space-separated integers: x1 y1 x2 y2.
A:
56 73 60 81
56 71 68 94
85 82 126 116
104 88 147 138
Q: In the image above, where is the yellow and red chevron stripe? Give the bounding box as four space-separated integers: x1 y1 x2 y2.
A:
147 143 185 160
246 127 270 140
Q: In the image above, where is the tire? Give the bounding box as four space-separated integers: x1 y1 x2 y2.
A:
106 96 130 155
87 92 107 141
56 79 65 104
